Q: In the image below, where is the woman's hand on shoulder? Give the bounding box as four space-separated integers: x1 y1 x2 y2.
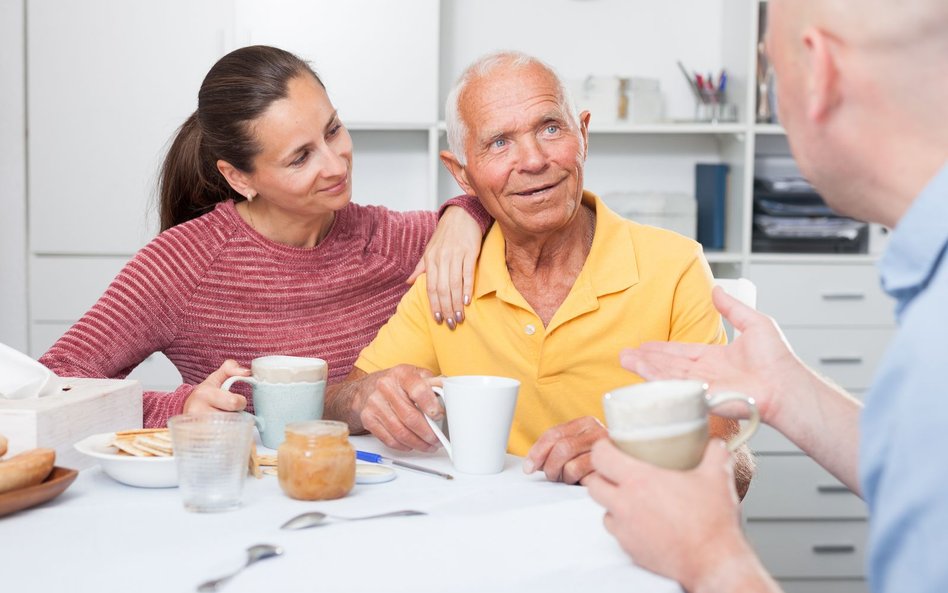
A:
407 206 482 330
184 359 251 414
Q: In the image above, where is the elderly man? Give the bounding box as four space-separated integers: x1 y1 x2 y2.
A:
587 0 948 591
326 51 753 491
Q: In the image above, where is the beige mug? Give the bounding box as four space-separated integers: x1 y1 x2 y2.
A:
602 379 759 470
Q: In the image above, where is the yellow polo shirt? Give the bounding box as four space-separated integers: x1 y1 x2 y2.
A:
356 191 725 456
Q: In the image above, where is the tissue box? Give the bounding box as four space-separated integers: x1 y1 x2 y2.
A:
0 378 143 470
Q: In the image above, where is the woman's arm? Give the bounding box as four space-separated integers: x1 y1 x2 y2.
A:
39 224 247 427
381 194 492 330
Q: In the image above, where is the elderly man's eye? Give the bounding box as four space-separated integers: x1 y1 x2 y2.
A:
545 125 559 134
492 138 507 148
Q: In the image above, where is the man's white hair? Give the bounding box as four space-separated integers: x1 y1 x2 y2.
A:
444 51 580 165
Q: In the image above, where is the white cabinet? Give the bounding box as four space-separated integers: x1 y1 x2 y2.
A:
27 0 233 255
745 261 889 592
235 0 439 125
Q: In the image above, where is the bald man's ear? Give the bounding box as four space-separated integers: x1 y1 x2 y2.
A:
440 151 477 196
802 27 842 123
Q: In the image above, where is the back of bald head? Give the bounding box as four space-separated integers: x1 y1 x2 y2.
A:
784 0 948 50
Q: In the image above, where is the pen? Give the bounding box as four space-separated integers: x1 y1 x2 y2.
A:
356 450 454 480
676 60 702 101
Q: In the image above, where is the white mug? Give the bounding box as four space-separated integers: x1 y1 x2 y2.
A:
602 380 759 470
423 375 520 474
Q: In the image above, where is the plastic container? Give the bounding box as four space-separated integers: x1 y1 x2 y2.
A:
602 192 697 239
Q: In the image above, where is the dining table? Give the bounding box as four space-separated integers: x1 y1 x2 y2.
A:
0 434 682 593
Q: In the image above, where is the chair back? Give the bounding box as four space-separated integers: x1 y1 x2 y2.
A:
712 277 757 338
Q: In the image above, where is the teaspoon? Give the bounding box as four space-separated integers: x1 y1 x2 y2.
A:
197 543 284 592
281 509 426 530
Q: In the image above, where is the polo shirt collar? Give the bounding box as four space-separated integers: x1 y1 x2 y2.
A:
878 162 948 318
473 190 640 304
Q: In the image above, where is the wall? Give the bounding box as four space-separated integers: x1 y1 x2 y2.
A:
0 0 28 352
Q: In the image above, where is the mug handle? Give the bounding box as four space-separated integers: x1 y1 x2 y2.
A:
424 387 452 461
706 392 760 452
220 376 265 434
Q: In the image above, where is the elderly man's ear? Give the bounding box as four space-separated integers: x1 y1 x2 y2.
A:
440 151 476 196
578 110 591 160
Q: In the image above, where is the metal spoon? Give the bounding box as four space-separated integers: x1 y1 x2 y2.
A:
280 509 426 530
197 543 284 592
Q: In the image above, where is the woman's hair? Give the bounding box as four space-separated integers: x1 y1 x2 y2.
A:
158 45 322 231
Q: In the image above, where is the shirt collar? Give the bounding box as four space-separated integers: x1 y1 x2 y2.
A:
474 190 640 301
878 162 948 316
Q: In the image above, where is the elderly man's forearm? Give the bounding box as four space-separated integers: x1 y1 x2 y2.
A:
732 444 755 501
324 377 368 433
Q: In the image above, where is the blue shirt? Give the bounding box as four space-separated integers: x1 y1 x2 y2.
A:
861 163 948 593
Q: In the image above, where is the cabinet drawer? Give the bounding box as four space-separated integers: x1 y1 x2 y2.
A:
782 328 892 390
779 579 867 593
744 455 866 519
745 520 868 578
750 264 893 326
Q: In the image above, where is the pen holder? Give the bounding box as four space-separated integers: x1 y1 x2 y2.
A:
695 98 738 123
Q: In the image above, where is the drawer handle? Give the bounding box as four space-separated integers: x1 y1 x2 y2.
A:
821 292 866 301
812 544 856 554
817 485 852 494
819 356 864 365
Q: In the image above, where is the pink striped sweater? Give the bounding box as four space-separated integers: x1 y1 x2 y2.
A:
40 198 489 427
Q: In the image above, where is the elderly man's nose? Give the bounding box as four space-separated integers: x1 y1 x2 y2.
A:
517 139 548 172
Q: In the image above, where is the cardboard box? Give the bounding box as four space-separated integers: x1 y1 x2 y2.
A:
0 378 142 470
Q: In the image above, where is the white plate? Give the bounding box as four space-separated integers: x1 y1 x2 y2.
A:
355 463 396 484
74 432 177 488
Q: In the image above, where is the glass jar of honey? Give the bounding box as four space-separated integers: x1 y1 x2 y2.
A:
277 420 355 500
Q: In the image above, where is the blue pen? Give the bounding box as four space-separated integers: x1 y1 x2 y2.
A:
719 70 728 94
356 450 454 480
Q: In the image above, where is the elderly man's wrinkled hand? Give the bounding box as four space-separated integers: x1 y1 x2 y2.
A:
353 365 444 452
523 416 606 484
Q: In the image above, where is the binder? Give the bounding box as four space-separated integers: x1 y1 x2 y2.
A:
695 163 729 250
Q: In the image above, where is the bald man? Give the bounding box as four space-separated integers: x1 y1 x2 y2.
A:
586 0 948 591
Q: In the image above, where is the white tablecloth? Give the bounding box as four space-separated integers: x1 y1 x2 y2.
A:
0 436 681 593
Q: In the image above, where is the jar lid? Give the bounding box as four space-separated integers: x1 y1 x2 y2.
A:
285 420 349 437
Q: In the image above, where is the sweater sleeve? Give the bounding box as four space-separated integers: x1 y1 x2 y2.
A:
365 194 493 274
39 220 224 427
439 194 494 235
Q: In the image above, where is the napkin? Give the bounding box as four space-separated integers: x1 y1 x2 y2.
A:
0 342 61 399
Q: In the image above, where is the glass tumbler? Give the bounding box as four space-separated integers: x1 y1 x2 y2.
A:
168 413 254 512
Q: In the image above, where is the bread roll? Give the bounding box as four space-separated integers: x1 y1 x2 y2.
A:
0 448 56 494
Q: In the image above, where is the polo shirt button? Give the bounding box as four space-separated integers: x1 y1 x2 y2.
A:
524 324 536 335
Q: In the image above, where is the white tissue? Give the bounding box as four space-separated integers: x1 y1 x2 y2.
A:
0 342 61 399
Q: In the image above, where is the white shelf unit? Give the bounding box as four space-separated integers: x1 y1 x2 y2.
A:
12 3 887 587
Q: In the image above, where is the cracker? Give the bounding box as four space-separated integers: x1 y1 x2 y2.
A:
111 428 173 457
115 428 167 437
249 446 262 479
113 439 155 457
257 454 278 467
134 436 173 457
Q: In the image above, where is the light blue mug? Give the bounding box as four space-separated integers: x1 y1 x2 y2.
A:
220 355 328 449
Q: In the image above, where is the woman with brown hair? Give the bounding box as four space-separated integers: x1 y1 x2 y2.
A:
40 45 490 427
